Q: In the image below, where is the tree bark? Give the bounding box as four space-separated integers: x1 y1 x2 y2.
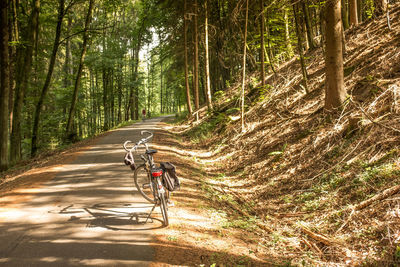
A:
342 0 350 29
8 0 18 134
241 0 249 132
10 0 40 163
349 0 358 25
204 0 213 111
184 0 193 115
31 0 64 157
0 0 10 171
302 0 316 49
325 0 346 111
293 2 309 93
260 0 265 87
193 0 199 110
65 0 94 139
284 7 294 58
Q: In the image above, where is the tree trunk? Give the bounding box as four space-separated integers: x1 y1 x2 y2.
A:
302 0 316 49
103 69 109 131
241 0 249 132
260 0 265 87
349 0 358 25
325 0 346 111
133 44 140 120
284 7 294 58
193 0 199 110
8 0 18 134
0 0 10 171
117 63 122 124
184 0 193 114
160 58 163 113
10 0 40 163
342 0 350 29
65 0 94 139
31 0 64 157
204 0 213 111
265 11 276 73
293 2 309 93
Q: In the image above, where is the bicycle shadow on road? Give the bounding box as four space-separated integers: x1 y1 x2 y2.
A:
54 202 166 231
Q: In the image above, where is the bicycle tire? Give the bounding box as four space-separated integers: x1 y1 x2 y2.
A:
159 192 169 226
134 164 155 203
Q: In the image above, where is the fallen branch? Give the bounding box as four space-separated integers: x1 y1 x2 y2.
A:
299 224 334 246
301 238 323 255
354 184 400 211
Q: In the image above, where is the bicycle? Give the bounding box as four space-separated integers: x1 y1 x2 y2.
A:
123 130 169 226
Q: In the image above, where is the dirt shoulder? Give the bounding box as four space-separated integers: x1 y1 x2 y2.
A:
149 121 274 266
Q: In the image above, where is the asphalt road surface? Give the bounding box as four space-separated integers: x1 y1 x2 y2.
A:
0 117 171 266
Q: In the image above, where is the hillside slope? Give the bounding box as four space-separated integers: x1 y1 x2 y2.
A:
179 5 400 266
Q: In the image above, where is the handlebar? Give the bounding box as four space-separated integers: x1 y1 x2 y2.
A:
123 131 153 152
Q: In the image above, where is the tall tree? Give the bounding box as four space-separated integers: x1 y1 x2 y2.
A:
260 0 265 87
325 0 346 111
293 2 309 93
349 0 358 25
204 0 213 111
302 0 316 49
283 7 294 57
241 0 249 131
342 0 350 29
0 0 10 170
193 0 199 110
10 0 40 163
65 0 95 139
184 0 193 114
31 0 65 157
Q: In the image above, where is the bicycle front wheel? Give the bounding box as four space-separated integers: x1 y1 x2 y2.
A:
159 192 169 226
134 164 155 203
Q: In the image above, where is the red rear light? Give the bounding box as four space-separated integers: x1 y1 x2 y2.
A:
151 170 163 177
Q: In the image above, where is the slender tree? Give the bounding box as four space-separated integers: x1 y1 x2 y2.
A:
193 0 199 110
10 0 40 163
184 0 193 114
325 0 346 111
342 0 350 29
0 0 10 170
283 7 294 58
349 0 358 25
293 2 309 93
260 0 265 87
302 0 316 49
31 0 65 157
241 0 249 131
66 0 95 139
204 0 213 111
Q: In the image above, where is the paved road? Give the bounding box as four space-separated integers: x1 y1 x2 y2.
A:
0 117 170 266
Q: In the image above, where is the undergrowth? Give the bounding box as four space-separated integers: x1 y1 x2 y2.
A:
178 5 400 265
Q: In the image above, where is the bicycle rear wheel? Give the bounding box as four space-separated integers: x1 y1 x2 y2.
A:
134 164 155 203
159 192 169 226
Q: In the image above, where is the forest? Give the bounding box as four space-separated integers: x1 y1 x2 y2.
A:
1 0 392 170
0 0 400 264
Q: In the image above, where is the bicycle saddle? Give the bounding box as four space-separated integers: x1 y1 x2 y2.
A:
146 149 158 154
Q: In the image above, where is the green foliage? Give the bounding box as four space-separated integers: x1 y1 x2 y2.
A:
186 112 230 142
257 84 273 102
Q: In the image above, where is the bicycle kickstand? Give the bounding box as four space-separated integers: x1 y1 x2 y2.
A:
144 202 158 224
